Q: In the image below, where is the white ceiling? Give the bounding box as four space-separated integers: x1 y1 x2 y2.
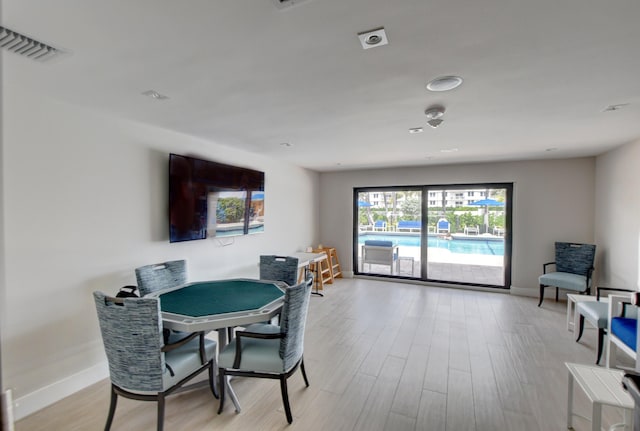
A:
3 0 640 172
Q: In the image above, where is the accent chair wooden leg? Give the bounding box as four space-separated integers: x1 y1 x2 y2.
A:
208 361 218 399
157 394 165 431
279 376 293 424
575 315 585 342
300 358 310 387
538 285 545 307
105 385 118 431
217 369 226 414
555 287 559 302
596 329 605 364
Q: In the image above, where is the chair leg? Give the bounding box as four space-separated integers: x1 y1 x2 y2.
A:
279 375 293 424
538 285 545 307
157 394 165 431
209 360 219 399
300 358 310 387
555 287 559 302
575 315 585 342
104 385 118 431
217 369 226 414
596 329 605 365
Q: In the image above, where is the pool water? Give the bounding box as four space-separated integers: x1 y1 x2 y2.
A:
359 234 504 256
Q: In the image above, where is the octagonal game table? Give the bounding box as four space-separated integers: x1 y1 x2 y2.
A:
147 278 286 412
152 278 285 342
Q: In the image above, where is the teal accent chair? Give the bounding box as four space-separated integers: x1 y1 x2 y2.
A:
93 291 217 431
135 260 187 297
538 242 596 307
217 275 313 424
575 287 635 364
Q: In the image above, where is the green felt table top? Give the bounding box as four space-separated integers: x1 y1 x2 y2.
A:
159 279 284 317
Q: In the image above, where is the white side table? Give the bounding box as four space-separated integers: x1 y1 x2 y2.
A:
567 294 600 331
566 362 633 431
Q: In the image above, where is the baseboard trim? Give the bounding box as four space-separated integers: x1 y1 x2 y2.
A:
12 361 108 421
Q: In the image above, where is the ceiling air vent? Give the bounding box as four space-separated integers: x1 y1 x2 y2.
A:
0 26 60 61
271 0 312 10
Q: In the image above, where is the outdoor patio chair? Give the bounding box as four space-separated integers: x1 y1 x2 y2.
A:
436 218 450 234
575 286 635 364
373 220 387 231
538 242 596 307
606 294 640 369
464 225 479 235
397 220 421 232
361 240 399 274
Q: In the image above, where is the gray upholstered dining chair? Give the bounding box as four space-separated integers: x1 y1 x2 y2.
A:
259 255 299 285
93 291 217 431
135 259 187 297
217 275 313 424
538 242 596 307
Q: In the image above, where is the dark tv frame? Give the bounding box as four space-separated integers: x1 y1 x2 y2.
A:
168 153 265 243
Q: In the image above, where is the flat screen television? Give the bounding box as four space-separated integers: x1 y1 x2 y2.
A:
169 153 265 243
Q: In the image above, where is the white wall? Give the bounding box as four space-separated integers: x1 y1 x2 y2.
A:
595 139 640 289
318 158 596 294
1 78 319 417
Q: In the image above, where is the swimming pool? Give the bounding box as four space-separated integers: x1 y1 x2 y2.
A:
358 234 504 256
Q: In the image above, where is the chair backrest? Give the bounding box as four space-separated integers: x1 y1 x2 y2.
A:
93 291 164 392
555 242 596 276
374 221 386 228
259 255 299 286
362 241 398 265
279 275 313 370
437 218 450 231
135 259 187 296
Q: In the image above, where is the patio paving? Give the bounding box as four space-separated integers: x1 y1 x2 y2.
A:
364 259 505 286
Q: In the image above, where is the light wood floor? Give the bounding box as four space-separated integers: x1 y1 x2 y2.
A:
17 278 633 430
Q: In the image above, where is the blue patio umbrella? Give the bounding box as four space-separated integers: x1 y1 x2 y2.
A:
358 200 373 207
470 199 504 233
469 198 504 207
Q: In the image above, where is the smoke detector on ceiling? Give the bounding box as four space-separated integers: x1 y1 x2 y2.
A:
271 0 313 10
357 28 388 49
425 106 446 128
0 26 62 62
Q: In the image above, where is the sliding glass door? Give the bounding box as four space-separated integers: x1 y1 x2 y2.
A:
354 183 512 288
356 188 423 278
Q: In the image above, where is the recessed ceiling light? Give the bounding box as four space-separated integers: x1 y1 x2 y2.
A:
357 28 388 50
603 103 629 112
440 148 458 153
280 142 293 147
545 147 558 152
426 76 463 92
408 127 423 134
141 90 169 100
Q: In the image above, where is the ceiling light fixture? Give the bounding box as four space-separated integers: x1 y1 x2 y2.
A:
603 103 629 112
280 142 293 147
357 28 388 50
425 106 445 128
408 127 423 134
141 90 169 100
440 148 458 153
426 75 463 92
